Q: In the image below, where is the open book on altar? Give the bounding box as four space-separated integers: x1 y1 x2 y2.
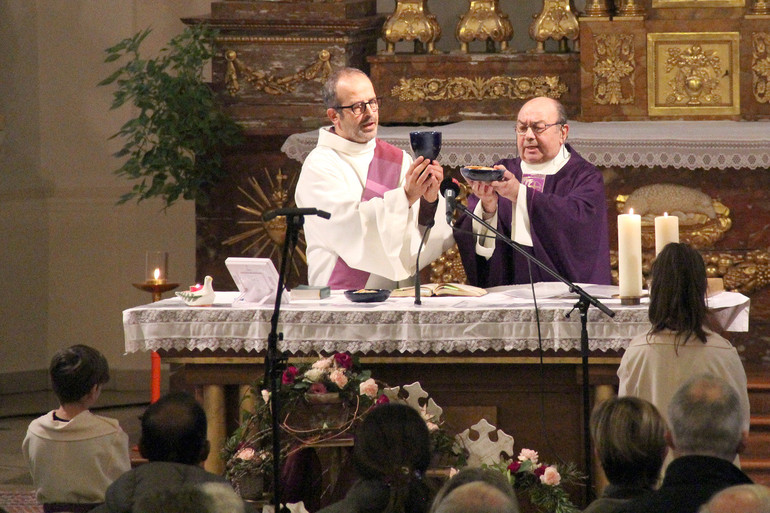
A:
390 282 487 297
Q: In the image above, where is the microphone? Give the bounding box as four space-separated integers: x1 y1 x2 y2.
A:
262 208 331 221
440 177 461 226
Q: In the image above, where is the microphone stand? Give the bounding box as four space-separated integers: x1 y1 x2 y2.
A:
414 220 434 305
453 202 614 502
262 207 329 512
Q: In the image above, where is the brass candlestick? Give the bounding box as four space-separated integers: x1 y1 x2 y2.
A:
132 281 180 303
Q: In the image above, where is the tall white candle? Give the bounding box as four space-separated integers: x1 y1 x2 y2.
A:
618 209 643 297
654 212 679 255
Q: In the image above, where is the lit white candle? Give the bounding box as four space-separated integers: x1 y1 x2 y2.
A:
654 212 679 255
152 268 166 285
618 209 643 297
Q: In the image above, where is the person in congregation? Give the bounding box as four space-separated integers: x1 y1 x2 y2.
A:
316 402 435 513
135 482 246 513
699 484 770 513
92 392 233 513
432 482 519 513
453 96 611 287
583 396 667 513
617 242 750 469
22 344 131 512
295 67 454 290
429 467 519 513
620 374 752 513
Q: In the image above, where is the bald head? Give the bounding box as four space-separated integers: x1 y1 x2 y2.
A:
700 484 770 513
433 482 519 513
515 96 568 164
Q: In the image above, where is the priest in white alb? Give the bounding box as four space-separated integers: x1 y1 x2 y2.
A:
295 68 454 289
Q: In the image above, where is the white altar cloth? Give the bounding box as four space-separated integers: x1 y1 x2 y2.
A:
123 286 749 355
281 120 770 170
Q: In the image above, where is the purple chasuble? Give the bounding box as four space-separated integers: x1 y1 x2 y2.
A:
327 139 404 290
454 144 612 286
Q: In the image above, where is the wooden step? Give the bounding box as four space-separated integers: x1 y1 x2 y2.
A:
740 459 770 486
748 380 770 416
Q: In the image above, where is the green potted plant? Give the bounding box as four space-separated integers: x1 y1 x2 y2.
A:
99 24 242 208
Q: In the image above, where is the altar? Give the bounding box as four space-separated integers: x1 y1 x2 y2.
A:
123 285 749 482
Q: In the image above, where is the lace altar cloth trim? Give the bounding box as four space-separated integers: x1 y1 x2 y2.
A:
281 120 770 170
122 291 748 355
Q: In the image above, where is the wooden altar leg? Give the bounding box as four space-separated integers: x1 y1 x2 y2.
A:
203 384 227 475
593 384 616 497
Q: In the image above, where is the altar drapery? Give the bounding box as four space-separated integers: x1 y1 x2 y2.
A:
281 120 770 170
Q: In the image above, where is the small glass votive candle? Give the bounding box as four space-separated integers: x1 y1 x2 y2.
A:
145 251 168 284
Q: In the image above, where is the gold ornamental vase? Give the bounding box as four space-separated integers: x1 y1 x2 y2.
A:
456 0 514 53
382 0 442 54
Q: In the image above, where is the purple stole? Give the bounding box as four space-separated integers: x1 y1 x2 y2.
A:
327 139 404 290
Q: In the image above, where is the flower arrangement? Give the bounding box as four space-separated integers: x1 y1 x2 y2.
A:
222 353 384 488
486 448 582 513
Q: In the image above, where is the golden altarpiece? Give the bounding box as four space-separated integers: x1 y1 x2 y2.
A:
174 0 770 500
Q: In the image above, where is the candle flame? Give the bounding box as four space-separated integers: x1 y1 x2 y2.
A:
153 268 161 280
664 212 668 216
629 208 634 215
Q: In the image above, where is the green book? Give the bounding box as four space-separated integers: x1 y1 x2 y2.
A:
291 285 331 300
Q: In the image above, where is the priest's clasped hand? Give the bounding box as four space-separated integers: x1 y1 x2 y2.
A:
466 165 521 215
404 156 444 205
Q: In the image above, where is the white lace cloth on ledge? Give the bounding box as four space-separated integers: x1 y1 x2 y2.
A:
281 120 770 170
122 286 749 355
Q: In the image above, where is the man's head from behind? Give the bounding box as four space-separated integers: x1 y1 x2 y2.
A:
700 484 770 513
322 67 378 144
668 374 746 461
515 97 568 165
433 481 519 513
50 344 110 405
591 396 667 489
139 392 209 465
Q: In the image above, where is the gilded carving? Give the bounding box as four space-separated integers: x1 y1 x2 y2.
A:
752 32 770 104
381 0 441 54
617 184 732 250
391 76 568 101
647 33 740 116
708 250 770 295
665 45 723 106
529 0 580 53
456 0 514 53
224 49 332 96
223 170 307 275
593 34 635 105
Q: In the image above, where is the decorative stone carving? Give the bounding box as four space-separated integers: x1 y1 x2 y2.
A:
383 381 444 421
381 0 442 54
390 75 568 102
456 0 514 54
224 49 332 96
752 32 770 104
455 419 514 467
594 34 635 105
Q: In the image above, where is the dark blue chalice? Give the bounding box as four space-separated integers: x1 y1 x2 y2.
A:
409 131 442 163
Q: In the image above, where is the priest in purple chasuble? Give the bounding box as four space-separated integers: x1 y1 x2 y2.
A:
454 97 612 287
295 68 454 289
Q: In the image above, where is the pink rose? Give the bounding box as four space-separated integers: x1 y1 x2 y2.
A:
261 389 270 403
312 357 333 370
539 466 561 486
282 366 298 384
359 378 379 398
329 369 348 388
235 447 255 460
376 394 390 405
333 353 353 370
309 382 328 394
518 448 539 465
507 461 521 473
533 464 547 478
